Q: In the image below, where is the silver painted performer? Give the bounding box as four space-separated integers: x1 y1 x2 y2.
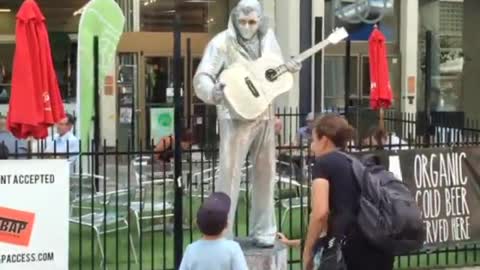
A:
193 0 301 247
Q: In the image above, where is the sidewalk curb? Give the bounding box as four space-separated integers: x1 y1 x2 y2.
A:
405 267 480 270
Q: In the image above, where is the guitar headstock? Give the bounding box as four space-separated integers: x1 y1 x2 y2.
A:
326 27 349 44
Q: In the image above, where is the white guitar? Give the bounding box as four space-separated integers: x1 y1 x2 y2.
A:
220 27 349 120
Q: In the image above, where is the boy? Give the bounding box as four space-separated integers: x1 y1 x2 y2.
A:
179 192 249 270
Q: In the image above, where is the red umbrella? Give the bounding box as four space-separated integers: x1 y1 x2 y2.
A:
7 0 65 139
369 26 393 132
369 27 393 110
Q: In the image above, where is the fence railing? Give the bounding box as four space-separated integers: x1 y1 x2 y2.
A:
2 111 480 270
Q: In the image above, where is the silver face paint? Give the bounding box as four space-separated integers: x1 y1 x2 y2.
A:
237 11 259 40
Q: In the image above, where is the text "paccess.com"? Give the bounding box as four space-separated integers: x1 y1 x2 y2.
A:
0 252 54 264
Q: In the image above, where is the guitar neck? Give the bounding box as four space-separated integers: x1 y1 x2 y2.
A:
271 39 332 78
293 40 331 63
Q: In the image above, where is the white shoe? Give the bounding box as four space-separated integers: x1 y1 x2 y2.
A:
254 238 275 248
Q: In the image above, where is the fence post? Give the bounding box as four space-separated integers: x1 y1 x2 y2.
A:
186 38 192 128
424 31 433 146
93 35 100 188
173 14 184 270
344 37 351 118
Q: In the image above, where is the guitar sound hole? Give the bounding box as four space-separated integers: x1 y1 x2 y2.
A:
265 69 278 82
245 77 260 98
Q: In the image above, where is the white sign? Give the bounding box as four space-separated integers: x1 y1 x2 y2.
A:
150 107 175 142
0 160 69 270
389 155 403 181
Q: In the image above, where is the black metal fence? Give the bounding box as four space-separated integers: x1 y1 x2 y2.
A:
3 110 480 270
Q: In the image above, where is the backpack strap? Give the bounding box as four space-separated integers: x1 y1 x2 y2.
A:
334 150 367 192
334 150 367 241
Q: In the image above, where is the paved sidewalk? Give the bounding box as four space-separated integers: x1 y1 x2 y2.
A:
438 267 480 270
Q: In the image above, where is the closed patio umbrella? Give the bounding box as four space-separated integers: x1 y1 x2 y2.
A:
8 0 65 139
369 26 393 131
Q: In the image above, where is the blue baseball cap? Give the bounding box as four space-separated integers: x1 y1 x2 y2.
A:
197 192 231 236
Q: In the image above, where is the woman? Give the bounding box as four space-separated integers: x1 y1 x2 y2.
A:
154 129 194 162
303 114 394 270
361 126 408 151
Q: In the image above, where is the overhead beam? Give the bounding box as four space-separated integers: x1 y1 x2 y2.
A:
0 0 87 9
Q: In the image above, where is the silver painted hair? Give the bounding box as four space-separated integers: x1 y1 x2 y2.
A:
230 0 269 39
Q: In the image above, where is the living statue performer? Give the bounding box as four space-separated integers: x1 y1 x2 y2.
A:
193 0 301 247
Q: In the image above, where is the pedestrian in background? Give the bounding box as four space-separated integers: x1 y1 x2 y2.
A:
0 115 28 155
0 143 9 160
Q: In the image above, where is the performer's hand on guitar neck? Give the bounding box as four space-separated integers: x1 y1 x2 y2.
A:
285 58 302 73
213 82 226 104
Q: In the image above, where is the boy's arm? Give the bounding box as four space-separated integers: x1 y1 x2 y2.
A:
277 232 302 247
232 243 249 270
288 239 302 247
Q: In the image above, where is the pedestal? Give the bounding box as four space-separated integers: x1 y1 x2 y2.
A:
236 238 288 270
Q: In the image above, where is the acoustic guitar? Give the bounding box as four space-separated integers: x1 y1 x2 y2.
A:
220 27 349 120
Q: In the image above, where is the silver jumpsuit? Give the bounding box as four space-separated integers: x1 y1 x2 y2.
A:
193 0 285 245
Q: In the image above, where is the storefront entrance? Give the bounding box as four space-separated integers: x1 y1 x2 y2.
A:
324 41 401 138
115 32 209 150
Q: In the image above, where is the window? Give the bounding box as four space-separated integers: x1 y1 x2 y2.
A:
324 55 359 109
0 38 77 105
0 43 14 105
418 0 465 112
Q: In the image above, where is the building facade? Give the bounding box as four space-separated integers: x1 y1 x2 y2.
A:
0 0 477 146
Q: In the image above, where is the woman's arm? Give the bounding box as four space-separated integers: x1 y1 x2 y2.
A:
154 136 174 159
303 178 330 268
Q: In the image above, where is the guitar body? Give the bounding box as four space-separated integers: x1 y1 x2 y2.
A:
220 53 294 120
219 28 348 120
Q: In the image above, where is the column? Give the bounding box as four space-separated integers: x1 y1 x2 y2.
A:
259 0 275 29
299 0 312 116
462 0 480 118
400 0 419 114
418 0 440 113
274 0 300 111
274 0 300 143
312 0 325 112
132 0 140 32
101 0 133 147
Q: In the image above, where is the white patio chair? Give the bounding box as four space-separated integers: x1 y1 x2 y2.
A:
132 156 173 186
275 160 310 228
70 173 108 215
130 179 175 237
69 189 138 268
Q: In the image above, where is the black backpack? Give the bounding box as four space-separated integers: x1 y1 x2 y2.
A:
338 151 426 255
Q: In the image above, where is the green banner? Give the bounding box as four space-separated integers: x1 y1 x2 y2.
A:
76 0 124 150
150 107 175 142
